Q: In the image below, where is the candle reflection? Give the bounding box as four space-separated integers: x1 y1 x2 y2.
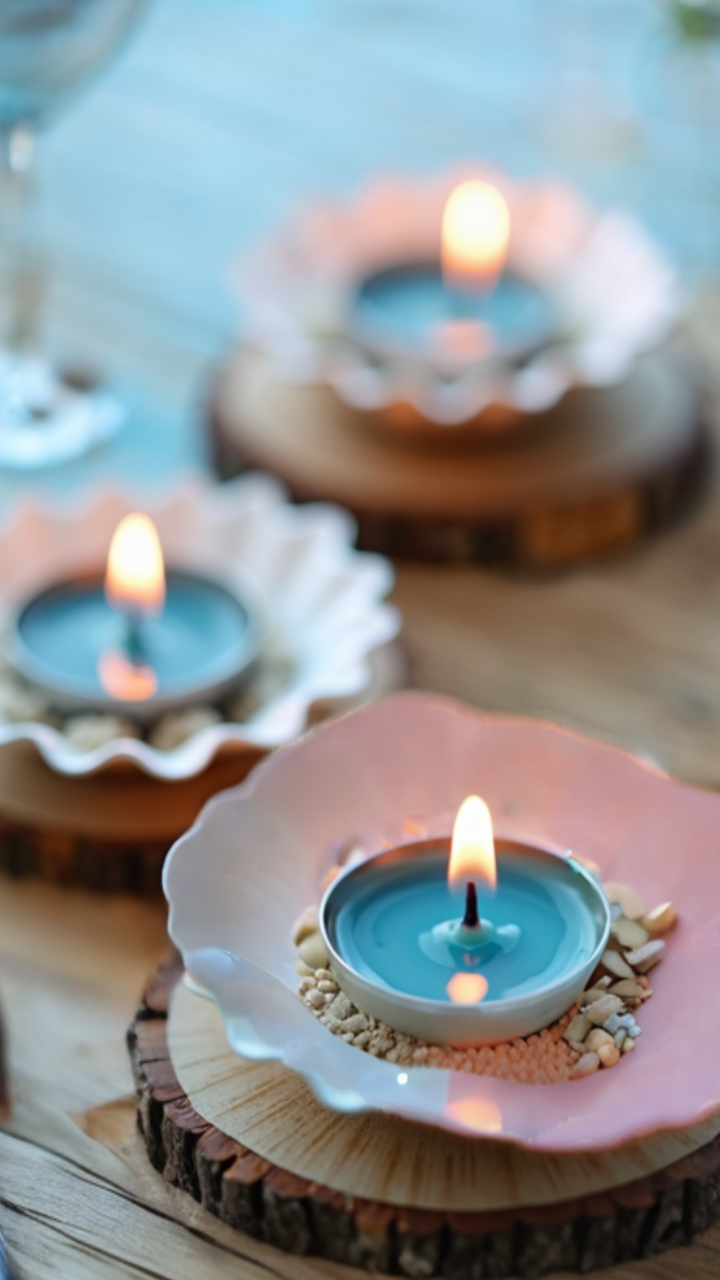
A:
98 649 158 700
445 1095 503 1135
446 972 489 1005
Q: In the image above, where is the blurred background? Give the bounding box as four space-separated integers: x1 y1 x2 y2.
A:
11 0 720 491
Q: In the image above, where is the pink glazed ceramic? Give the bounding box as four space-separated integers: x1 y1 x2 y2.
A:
164 693 720 1151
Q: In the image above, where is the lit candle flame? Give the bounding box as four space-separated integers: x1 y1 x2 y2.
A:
97 649 158 701
105 514 166 616
446 972 489 1005
448 795 497 892
444 1095 503 1135
441 180 510 293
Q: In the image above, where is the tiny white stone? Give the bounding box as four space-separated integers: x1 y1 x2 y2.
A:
298 932 329 970
148 705 222 751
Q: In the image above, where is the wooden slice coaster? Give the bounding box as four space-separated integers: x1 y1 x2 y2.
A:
129 957 720 1277
0 747 261 894
0 644 406 894
207 347 710 567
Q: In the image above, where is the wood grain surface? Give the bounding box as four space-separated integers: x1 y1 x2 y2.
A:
3 0 720 1275
165 976 720 1212
3 877 720 1280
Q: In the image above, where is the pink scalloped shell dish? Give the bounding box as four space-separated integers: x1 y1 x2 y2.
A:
165 693 719 1151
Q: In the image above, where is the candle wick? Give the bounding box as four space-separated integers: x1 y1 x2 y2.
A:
462 881 480 929
124 611 146 667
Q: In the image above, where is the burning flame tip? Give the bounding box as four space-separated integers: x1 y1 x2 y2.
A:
105 513 166 615
441 180 510 288
449 795 497 892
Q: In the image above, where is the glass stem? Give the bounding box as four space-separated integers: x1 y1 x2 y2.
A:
0 124 44 353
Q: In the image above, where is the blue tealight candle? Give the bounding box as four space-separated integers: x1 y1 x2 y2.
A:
320 797 610 1047
350 180 557 367
9 513 261 721
353 264 554 363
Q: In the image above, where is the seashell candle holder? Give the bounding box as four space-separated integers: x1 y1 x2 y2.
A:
164 692 718 1151
0 476 401 891
236 169 679 438
0 475 400 780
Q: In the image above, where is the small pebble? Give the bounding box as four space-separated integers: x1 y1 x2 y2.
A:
64 713 139 751
583 986 611 1004
305 989 324 1009
298 931 329 970
149 705 222 750
292 906 319 947
571 1052 600 1078
615 1029 628 1049
627 1024 642 1039
343 1013 369 1034
622 1037 636 1053
600 949 635 980
642 901 677 937
611 917 650 949
603 1013 621 1035
584 1028 614 1052
564 1013 591 1043
602 882 646 920
598 1042 621 1068
609 979 645 999
586 994 624 1025
625 939 665 973
327 992 353 1021
318 979 337 993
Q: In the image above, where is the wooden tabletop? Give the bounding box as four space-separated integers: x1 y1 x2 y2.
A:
3 1 720 1276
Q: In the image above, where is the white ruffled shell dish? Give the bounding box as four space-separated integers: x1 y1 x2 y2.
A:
237 169 679 434
0 475 400 780
165 693 720 1150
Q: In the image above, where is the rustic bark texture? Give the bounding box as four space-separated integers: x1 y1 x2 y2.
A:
0 819 170 894
129 959 720 1277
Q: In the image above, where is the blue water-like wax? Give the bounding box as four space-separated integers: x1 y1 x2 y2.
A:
17 570 251 698
353 263 554 353
330 851 600 1005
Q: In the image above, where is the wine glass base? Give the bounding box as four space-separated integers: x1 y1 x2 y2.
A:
0 351 124 470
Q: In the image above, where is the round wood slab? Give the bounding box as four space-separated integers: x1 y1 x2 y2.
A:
0 747 261 894
129 957 720 1277
208 346 710 567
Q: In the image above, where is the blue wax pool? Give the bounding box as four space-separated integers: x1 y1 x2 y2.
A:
327 849 602 1005
352 263 554 355
14 569 256 708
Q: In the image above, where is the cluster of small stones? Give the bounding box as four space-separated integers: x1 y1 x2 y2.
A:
293 863 677 1085
0 647 292 752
